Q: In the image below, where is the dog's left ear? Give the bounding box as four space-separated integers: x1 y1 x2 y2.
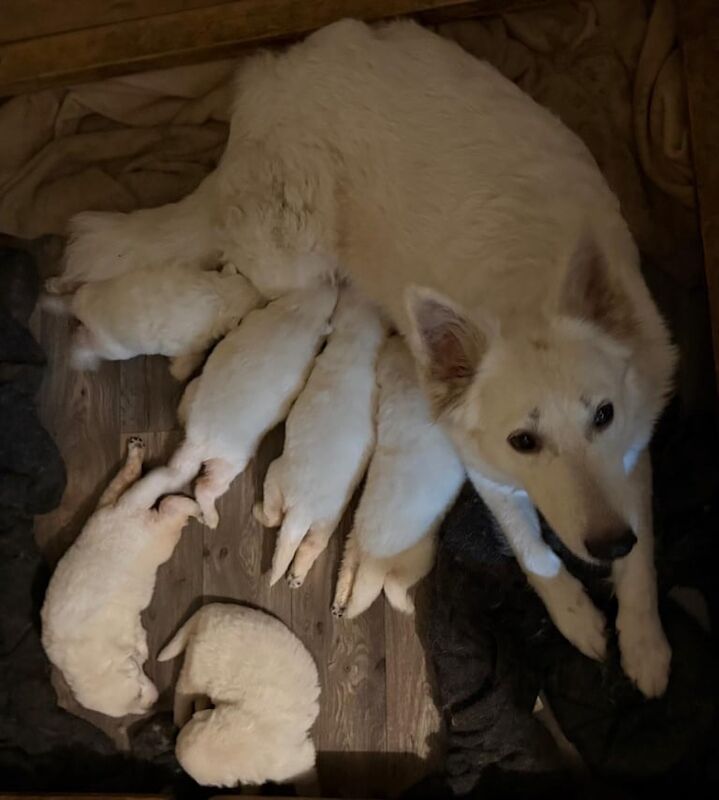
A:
405 286 488 415
558 234 636 342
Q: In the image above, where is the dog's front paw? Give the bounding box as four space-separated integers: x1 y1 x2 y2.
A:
127 436 145 452
618 611 671 698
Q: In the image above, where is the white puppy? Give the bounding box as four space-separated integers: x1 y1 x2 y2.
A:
42 264 261 379
332 337 465 618
41 438 200 717
254 285 386 588
158 603 320 788
163 284 338 527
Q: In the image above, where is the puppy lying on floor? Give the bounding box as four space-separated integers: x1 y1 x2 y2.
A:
333 337 465 618
158 603 320 788
163 284 337 527
42 263 260 379
254 285 386 588
41 437 200 717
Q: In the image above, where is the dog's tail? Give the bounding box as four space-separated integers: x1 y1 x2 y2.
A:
383 574 415 615
157 613 200 662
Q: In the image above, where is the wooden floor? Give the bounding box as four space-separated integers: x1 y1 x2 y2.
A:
28 238 441 799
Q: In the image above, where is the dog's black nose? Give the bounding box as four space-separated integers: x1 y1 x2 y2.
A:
585 530 637 561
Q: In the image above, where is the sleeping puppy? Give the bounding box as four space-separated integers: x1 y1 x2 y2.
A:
332 337 465 618
158 603 320 787
162 284 338 527
41 437 200 717
42 263 260 380
254 285 386 587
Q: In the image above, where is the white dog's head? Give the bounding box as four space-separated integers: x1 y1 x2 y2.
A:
74 657 158 718
406 235 676 564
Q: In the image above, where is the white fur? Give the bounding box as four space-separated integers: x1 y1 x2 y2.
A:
43 264 261 378
41 438 200 717
157 603 319 787
254 285 386 587
332 338 464 618
59 19 676 695
160 285 337 527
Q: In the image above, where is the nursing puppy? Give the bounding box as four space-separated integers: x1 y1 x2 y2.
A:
162 285 337 527
42 264 260 379
158 603 320 787
41 438 200 717
254 285 386 587
57 20 676 695
332 338 464 619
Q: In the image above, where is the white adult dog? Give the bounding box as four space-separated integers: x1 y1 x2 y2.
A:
158 603 320 787
254 285 386 588
332 337 464 619
42 264 260 379
41 438 200 717
55 20 676 696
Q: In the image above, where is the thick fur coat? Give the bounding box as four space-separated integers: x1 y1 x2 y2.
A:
41 438 199 717
158 603 320 787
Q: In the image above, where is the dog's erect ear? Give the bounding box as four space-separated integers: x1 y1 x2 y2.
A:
558 234 636 341
405 286 487 414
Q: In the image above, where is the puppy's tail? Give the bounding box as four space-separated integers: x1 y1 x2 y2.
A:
383 574 415 615
157 614 199 662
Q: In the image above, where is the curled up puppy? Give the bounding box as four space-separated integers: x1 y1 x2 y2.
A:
158 603 320 787
42 263 261 380
254 284 387 587
161 284 338 527
41 438 200 717
333 337 465 618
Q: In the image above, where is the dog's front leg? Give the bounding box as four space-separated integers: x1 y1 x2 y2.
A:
472 473 607 660
613 450 671 698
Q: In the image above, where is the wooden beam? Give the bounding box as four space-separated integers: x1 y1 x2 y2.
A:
0 0 483 96
677 0 719 389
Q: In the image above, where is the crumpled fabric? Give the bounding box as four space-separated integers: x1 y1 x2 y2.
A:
0 1 697 282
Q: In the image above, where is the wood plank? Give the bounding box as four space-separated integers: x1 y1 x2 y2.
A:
384 592 442 796
0 1 241 44
120 355 183 434
677 0 719 389
139 430 205 709
0 0 478 95
291 509 388 799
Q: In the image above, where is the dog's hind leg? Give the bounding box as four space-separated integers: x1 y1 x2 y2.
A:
287 520 336 588
169 351 206 382
194 458 237 529
268 509 309 587
344 559 386 619
70 325 103 371
253 460 285 528
97 437 145 508
332 530 360 617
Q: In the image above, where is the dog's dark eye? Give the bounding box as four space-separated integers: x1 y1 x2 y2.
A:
508 431 540 453
593 402 614 430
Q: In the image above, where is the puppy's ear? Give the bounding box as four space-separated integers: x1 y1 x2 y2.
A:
405 286 488 415
558 233 636 342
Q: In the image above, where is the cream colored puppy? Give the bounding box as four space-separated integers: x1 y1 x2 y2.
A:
158 603 320 788
42 264 260 380
41 438 200 717
254 285 386 588
332 337 465 618
161 284 338 527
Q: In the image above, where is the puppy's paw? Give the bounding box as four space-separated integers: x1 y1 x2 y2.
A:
331 601 346 619
618 611 671 698
286 572 304 590
127 436 145 452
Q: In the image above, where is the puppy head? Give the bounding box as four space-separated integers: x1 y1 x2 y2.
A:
405 235 676 563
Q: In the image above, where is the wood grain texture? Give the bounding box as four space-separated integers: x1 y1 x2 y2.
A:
31 245 437 796
0 0 530 95
677 0 719 390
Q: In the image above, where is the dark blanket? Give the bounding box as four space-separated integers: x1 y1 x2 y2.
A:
416 253 719 799
0 247 184 793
